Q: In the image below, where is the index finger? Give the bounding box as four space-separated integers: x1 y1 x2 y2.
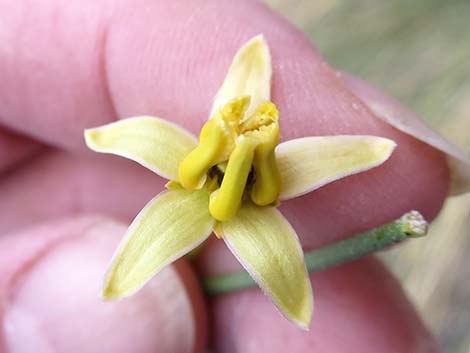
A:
0 0 448 226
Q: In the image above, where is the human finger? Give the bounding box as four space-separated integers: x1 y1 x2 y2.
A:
0 217 206 353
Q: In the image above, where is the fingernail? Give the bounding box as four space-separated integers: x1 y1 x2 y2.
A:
341 72 470 195
3 218 196 353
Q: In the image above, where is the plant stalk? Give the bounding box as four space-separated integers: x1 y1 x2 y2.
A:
202 210 428 295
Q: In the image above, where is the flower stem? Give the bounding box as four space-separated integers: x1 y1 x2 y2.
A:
202 210 428 295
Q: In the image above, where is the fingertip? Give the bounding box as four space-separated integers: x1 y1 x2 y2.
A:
341 71 469 195
1 217 206 353
210 258 440 353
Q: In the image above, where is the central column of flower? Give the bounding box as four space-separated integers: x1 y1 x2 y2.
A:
178 96 281 221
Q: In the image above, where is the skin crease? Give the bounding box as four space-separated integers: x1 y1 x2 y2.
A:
0 130 41 174
0 0 451 352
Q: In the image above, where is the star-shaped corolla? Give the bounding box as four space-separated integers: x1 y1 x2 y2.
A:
84 35 396 329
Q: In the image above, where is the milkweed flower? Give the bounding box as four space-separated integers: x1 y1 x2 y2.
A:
84 35 396 329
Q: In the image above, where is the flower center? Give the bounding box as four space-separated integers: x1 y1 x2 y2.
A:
177 96 281 221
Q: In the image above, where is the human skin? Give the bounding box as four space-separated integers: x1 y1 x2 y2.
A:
0 0 449 352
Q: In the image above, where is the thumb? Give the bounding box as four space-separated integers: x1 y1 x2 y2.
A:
0 217 206 353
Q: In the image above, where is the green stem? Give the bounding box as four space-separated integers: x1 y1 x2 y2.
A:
202 210 428 295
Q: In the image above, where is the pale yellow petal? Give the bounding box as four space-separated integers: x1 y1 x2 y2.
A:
277 135 396 200
210 35 271 118
85 116 197 180
221 204 313 329
102 189 214 299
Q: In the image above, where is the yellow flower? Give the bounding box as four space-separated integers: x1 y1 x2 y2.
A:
84 35 396 329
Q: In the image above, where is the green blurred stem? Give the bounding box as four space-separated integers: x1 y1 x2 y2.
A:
202 210 428 295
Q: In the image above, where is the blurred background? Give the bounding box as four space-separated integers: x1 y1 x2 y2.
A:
264 0 469 352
